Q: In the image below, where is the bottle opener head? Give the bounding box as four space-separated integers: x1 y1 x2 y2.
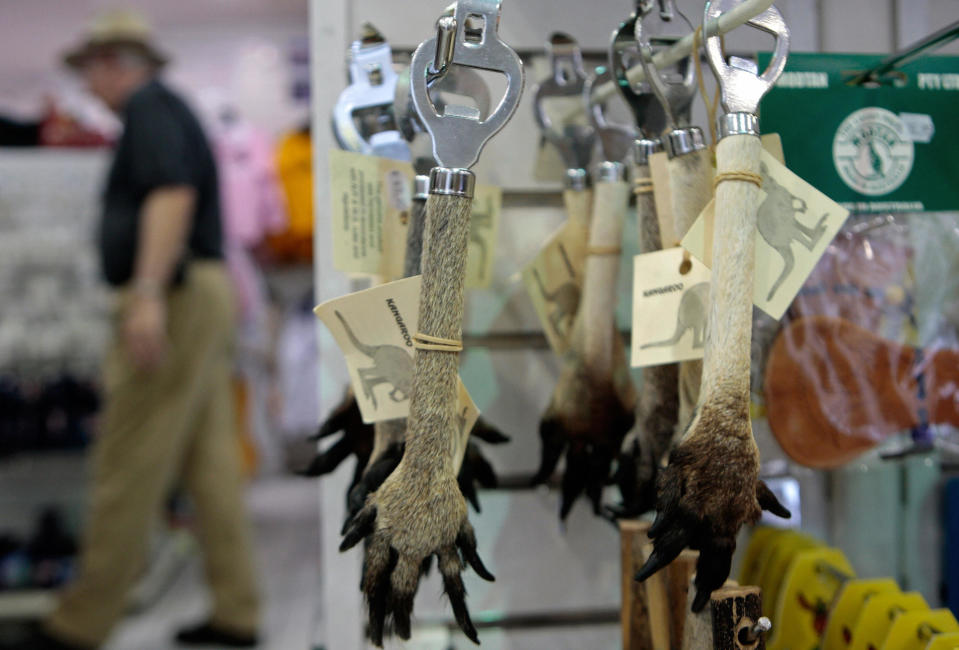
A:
584 66 637 164
608 5 667 136
396 63 493 173
532 32 595 174
705 0 789 122
635 0 697 131
410 0 524 170
332 24 410 161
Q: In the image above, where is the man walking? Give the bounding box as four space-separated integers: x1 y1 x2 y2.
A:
30 10 260 649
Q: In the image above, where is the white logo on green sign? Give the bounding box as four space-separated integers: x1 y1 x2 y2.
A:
832 107 914 196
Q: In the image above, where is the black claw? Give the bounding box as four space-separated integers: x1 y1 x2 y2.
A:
691 538 735 612
443 571 479 644
366 546 398 646
635 549 668 582
299 436 354 477
691 587 710 613
558 448 588 520
341 506 376 551
635 520 690 583
471 418 511 444
647 511 667 539
391 590 415 640
757 480 791 519
531 418 565 486
460 474 482 513
421 554 434 577
311 394 360 440
471 450 498 489
457 529 495 582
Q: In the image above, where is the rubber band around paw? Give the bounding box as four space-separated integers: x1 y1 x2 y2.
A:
713 171 763 190
586 246 622 256
412 332 463 352
633 179 655 195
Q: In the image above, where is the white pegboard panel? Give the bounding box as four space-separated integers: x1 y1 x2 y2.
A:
402 490 621 620
822 0 895 53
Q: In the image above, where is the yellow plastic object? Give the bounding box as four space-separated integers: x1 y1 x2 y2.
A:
768 547 855 650
881 609 959 650
758 531 821 618
740 526 787 586
823 579 901 650
925 633 959 649
849 591 929 650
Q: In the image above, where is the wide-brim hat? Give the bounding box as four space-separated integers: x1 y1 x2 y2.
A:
63 8 169 69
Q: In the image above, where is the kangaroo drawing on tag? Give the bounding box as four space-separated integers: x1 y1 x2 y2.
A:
335 310 413 409
532 243 580 338
641 282 710 350
757 162 829 302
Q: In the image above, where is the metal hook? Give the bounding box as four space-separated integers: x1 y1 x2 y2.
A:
533 32 595 176
332 24 410 160
635 0 697 130
430 16 457 80
584 66 637 164
609 7 666 136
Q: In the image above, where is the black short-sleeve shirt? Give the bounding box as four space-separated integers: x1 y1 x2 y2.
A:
99 79 222 286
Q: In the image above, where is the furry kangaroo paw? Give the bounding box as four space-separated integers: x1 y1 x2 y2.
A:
343 471 490 646
635 437 791 611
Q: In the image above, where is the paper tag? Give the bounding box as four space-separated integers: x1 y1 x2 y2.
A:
899 112 935 143
681 149 851 320
314 276 479 425
648 150 678 248
522 219 589 356
761 133 786 164
453 381 480 473
330 149 414 280
631 248 712 367
465 185 502 289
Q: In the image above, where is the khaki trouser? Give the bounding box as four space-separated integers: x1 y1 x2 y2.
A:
48 262 260 648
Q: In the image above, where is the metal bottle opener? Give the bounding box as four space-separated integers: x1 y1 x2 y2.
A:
584 67 637 166
395 59 493 174
332 25 410 161
410 0 524 191
533 32 595 189
636 0 704 158
705 0 790 138
609 2 670 141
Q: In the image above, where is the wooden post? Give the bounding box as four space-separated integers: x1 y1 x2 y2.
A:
682 584 766 650
665 550 699 648
619 520 673 649
621 520 654 650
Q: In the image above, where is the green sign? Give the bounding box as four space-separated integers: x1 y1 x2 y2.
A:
756 52 959 213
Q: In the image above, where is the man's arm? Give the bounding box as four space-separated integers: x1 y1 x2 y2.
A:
132 185 196 294
124 185 195 370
